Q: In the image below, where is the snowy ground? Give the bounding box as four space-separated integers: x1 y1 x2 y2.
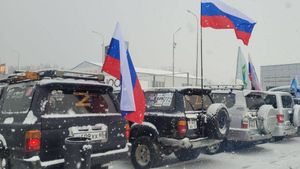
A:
112 136 300 169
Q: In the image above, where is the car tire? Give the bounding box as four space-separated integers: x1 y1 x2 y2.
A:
257 105 277 134
174 148 201 161
204 143 222 155
131 136 162 169
273 136 285 142
206 104 230 139
293 105 300 127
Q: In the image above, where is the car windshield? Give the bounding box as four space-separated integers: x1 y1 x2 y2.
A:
246 94 265 110
281 95 293 108
211 93 236 108
47 89 117 114
184 94 212 111
144 92 175 110
1 85 35 114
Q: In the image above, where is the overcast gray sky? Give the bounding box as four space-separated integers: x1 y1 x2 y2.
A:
0 0 299 84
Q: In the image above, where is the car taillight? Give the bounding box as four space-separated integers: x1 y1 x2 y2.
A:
125 123 130 139
277 115 284 123
25 130 41 152
178 121 187 134
242 118 249 129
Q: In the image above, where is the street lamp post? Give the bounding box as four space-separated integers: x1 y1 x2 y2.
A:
187 10 199 86
92 31 105 64
10 50 20 70
172 27 181 87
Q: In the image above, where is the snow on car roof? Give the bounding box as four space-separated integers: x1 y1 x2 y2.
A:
143 86 211 92
37 78 112 87
212 89 267 96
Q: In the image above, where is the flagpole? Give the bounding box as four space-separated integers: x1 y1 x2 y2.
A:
235 46 240 85
200 2 204 110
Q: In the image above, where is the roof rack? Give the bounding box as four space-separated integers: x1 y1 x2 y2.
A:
204 84 244 91
0 70 105 84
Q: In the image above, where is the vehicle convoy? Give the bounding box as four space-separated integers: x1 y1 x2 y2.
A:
264 92 300 141
129 87 230 169
210 87 277 152
0 70 129 169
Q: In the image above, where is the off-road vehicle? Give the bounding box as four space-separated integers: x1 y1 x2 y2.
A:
129 87 230 169
0 70 129 169
265 91 300 141
210 86 277 152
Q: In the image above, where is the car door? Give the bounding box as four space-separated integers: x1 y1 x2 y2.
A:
39 84 126 162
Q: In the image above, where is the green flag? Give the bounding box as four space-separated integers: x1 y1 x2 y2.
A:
236 47 251 90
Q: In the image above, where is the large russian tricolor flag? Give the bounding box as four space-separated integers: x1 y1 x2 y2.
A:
102 23 145 124
201 0 256 45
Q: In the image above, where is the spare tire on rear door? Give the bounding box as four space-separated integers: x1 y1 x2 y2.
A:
206 104 230 139
257 105 277 134
293 105 300 127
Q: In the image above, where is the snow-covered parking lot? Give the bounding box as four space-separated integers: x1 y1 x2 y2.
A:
113 136 300 169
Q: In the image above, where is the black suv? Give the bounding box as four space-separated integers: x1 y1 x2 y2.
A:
0 70 129 169
129 87 230 169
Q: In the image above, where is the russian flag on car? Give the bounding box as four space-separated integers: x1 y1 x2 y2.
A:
102 23 145 124
201 0 256 45
248 55 262 91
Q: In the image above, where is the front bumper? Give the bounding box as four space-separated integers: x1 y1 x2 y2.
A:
9 143 130 169
227 128 272 142
272 125 298 137
158 137 222 149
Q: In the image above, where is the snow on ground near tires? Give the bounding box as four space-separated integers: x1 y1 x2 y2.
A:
112 136 300 169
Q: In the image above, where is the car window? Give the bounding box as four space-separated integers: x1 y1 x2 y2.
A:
281 95 293 108
184 94 212 111
211 93 235 108
144 92 175 110
265 95 277 108
47 89 117 114
294 99 300 105
246 94 265 110
1 85 35 114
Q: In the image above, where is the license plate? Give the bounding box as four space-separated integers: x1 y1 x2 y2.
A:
188 120 197 130
249 120 257 129
73 131 107 141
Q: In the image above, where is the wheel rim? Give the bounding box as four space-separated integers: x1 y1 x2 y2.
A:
207 143 220 153
218 110 228 134
135 144 151 167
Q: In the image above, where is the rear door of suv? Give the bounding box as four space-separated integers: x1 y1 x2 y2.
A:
181 89 213 139
39 83 126 163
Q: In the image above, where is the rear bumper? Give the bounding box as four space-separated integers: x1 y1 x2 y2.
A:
158 137 222 149
272 125 298 137
227 128 272 142
8 143 130 169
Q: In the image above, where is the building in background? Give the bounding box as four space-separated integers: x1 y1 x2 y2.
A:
71 61 201 89
261 63 300 90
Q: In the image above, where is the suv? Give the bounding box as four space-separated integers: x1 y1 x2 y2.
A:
0 70 129 169
211 89 277 150
264 92 300 141
129 87 230 169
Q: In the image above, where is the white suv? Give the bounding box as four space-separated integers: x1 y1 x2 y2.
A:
210 89 277 152
265 92 300 141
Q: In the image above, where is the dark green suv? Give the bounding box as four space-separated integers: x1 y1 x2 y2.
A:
0 70 129 169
